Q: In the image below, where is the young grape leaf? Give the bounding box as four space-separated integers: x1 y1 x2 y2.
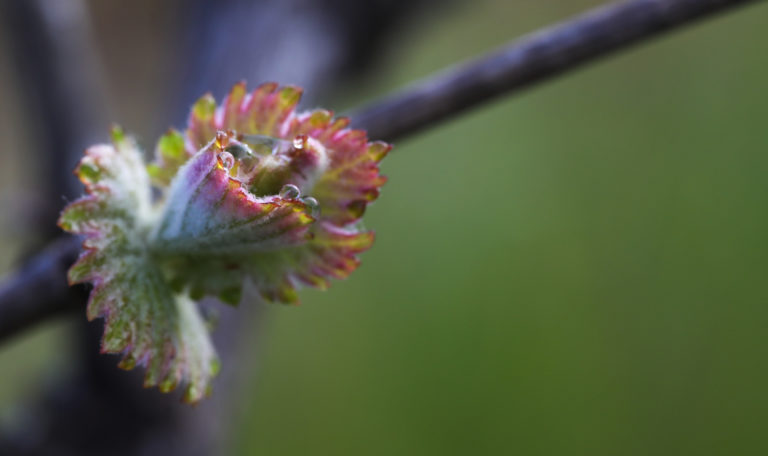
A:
59 82 390 402
59 129 219 403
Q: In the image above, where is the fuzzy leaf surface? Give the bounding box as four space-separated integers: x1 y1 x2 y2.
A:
59 130 219 403
60 82 390 401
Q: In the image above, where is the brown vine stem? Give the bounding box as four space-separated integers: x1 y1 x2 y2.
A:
349 0 763 140
0 0 764 344
0 237 81 341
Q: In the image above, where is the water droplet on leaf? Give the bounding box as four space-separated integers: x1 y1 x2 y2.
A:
279 184 300 199
225 143 253 159
237 155 260 176
218 151 235 169
293 135 307 150
215 131 229 149
301 196 320 216
241 134 292 156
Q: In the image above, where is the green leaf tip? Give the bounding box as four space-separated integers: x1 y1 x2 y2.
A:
148 129 186 186
59 82 391 402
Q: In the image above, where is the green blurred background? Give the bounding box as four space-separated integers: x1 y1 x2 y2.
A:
2 0 768 454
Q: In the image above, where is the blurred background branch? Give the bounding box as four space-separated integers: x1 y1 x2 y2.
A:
0 0 109 238
0 237 80 344
350 0 763 139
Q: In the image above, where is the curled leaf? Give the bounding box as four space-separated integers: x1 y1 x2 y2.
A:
59 129 218 403
59 83 390 401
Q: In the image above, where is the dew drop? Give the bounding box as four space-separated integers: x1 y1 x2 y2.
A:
241 134 292 156
279 184 301 199
225 143 253 159
215 130 228 149
218 151 235 169
300 196 320 216
293 134 307 150
237 155 260 176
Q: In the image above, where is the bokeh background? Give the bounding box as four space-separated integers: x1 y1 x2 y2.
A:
2 0 768 454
